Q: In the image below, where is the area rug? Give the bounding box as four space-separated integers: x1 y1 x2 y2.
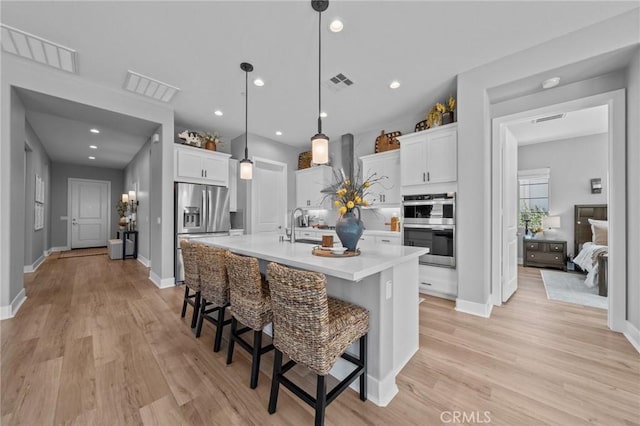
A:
58 247 108 259
540 269 607 310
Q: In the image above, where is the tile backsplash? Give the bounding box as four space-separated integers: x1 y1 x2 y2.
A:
301 207 401 232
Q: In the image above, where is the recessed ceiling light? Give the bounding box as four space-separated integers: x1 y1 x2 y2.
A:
90 128 100 134
329 19 344 33
88 156 95 160
320 111 327 118
389 80 400 89
275 131 282 136
89 145 97 149
253 78 265 87
542 77 561 89
214 110 223 116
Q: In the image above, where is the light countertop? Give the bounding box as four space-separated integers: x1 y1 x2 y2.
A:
196 233 427 281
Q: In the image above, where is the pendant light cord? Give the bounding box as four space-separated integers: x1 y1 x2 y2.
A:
245 67 249 160
317 10 322 134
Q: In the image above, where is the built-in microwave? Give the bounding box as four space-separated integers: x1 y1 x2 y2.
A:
403 193 455 225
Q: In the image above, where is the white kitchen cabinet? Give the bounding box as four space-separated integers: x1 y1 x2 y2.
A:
360 150 401 206
375 235 401 245
399 124 457 190
229 159 238 212
174 144 230 187
295 165 332 208
419 264 457 300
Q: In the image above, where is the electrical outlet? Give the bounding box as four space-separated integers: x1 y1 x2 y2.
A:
385 280 393 300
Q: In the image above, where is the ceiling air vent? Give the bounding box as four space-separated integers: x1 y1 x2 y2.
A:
124 70 180 103
1 23 78 73
325 73 354 92
532 113 566 124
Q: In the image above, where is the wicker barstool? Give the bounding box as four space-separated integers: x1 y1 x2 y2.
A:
266 262 369 426
194 245 232 352
180 240 201 329
225 251 274 389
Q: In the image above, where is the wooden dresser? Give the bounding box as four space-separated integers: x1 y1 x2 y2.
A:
523 239 567 271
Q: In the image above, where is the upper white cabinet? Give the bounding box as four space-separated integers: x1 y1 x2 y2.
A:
295 165 332 208
174 144 230 187
360 150 401 206
399 124 457 189
229 159 238 212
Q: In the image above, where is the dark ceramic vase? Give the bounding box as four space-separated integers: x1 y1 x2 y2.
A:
442 111 454 125
336 207 364 252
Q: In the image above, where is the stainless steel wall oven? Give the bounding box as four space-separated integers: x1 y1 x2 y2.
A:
403 193 456 267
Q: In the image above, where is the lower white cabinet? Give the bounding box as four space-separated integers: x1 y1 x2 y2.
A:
418 264 457 300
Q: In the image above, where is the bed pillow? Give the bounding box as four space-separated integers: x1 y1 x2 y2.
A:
588 218 608 245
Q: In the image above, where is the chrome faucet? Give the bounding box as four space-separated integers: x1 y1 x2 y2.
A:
289 207 304 243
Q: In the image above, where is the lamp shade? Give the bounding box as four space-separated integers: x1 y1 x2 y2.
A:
240 159 253 180
128 190 136 202
311 133 329 164
543 215 561 229
122 193 129 203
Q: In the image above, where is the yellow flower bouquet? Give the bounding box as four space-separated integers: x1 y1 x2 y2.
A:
329 169 386 216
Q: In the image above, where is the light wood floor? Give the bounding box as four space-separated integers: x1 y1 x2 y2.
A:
2 254 639 425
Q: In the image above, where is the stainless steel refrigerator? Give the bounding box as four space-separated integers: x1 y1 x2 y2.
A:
175 182 230 282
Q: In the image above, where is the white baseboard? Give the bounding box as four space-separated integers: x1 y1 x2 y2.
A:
0 288 27 320
149 270 175 289
48 246 69 253
137 254 150 268
23 254 45 273
419 285 456 301
455 297 493 318
624 321 640 354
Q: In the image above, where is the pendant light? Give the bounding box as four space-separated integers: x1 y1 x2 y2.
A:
240 62 254 180
311 0 329 164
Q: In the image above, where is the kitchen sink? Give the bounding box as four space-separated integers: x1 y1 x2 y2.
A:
294 238 322 245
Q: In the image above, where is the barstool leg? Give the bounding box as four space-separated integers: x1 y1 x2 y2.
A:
181 286 190 318
250 330 262 389
360 333 368 401
315 375 327 426
191 291 201 329
195 299 206 338
213 305 226 352
226 317 237 365
268 349 283 414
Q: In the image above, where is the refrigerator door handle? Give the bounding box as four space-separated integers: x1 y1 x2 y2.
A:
202 188 208 232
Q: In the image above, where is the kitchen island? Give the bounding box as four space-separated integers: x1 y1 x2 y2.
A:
197 233 427 407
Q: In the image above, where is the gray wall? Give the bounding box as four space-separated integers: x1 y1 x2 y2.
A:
518 133 608 258
456 10 638 309
626 47 640 330
230 132 299 232
124 138 151 263
50 162 124 248
24 120 51 265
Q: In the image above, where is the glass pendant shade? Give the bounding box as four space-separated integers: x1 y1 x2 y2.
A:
311 133 329 164
240 159 253 180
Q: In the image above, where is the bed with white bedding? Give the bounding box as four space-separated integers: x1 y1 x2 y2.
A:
573 204 608 296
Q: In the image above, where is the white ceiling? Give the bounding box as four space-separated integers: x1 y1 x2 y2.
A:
507 104 608 145
2 1 638 158
18 88 158 169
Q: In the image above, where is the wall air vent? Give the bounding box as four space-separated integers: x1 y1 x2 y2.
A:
1 23 78 73
124 70 180 103
325 73 354 92
532 113 566 124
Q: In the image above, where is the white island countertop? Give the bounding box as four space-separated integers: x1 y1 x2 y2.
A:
196 233 427 281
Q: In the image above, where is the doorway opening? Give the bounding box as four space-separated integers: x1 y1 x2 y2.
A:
491 90 626 332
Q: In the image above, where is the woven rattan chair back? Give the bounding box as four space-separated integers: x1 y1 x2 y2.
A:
225 251 272 330
180 240 201 291
196 245 229 307
266 262 333 374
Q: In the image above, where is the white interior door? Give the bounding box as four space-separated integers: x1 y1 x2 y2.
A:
250 158 287 234
70 179 109 248
502 128 519 302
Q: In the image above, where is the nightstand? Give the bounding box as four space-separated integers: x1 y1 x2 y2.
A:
523 239 567 271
